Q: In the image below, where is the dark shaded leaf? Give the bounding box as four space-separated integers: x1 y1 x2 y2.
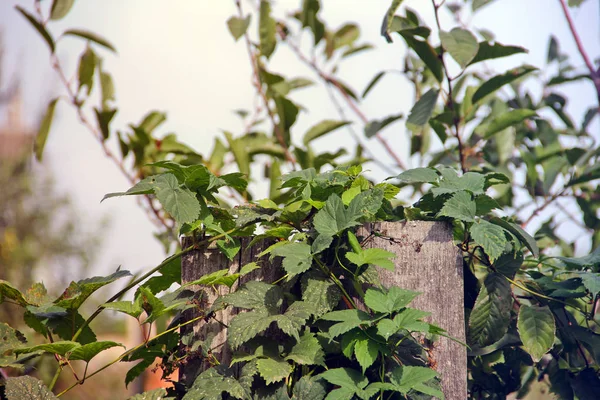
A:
407 89 440 129
472 65 537 103
34 99 59 161
469 41 527 65
64 29 117 52
15 6 55 53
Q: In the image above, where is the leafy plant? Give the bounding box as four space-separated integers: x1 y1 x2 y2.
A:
2 0 600 399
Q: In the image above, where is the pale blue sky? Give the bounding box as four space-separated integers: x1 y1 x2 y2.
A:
1 1 598 285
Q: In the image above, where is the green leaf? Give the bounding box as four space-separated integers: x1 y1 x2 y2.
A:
94 108 117 141
381 0 406 42
440 28 479 68
227 15 251 41
370 366 443 398
34 98 59 161
475 109 537 138
300 0 325 45
292 376 327 399
319 368 369 398
474 195 500 216
578 272 600 295
228 310 278 349
313 194 361 237
432 169 485 196
438 190 476 222
332 23 359 49
15 6 55 53
3 376 58 400
223 281 282 312
377 308 431 339
259 0 276 58
184 368 247 400
392 167 439 183
50 0 75 20
472 65 537 103
153 174 201 225
321 309 372 338
127 389 171 400
271 242 313 276
68 341 124 362
103 300 143 318
285 332 324 366
77 46 96 95
216 238 241 262
468 272 513 347
556 246 600 269
346 248 396 271
362 71 386 98
401 35 444 82
469 41 527 65
0 323 28 370
406 89 440 129
256 358 293 384
517 305 555 362
14 340 80 357
469 220 508 261
490 217 539 257
55 269 131 310
364 287 419 314
99 69 115 107
354 337 379 372
472 0 496 11
63 29 117 52
301 274 341 317
303 120 351 145
364 114 403 138
0 280 29 306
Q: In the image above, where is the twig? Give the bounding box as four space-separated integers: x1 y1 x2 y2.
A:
281 33 407 170
521 188 569 228
558 0 600 109
432 1 467 173
235 0 296 166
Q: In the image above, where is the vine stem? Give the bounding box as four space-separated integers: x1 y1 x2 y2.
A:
432 0 467 173
558 0 600 109
235 0 297 167
281 33 407 170
56 314 206 397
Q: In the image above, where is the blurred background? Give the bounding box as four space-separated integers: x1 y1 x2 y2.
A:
0 1 598 398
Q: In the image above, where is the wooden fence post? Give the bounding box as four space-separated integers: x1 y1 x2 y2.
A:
180 221 466 399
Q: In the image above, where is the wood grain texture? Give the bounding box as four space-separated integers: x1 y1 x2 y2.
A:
358 221 466 400
180 221 466 398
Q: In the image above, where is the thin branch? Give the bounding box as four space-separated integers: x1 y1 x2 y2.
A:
521 188 569 228
281 33 407 170
558 0 600 109
235 0 297 166
432 1 466 172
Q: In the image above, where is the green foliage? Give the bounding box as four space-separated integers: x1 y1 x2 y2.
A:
6 0 600 398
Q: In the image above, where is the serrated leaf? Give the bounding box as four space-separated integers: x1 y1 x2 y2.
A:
271 241 312 276
153 174 201 225
184 368 247 400
301 275 341 317
319 367 369 393
556 246 600 269
63 29 117 52
577 272 600 295
127 389 171 400
292 376 327 400
432 168 486 196
256 358 293 384
377 308 431 339
227 15 251 41
346 248 396 271
494 252 523 279
407 89 440 129
490 217 539 257
440 28 479 68
364 287 419 314
475 109 537 138
259 0 276 58
369 365 443 398
16 6 55 53
469 41 527 65
470 220 507 261
303 120 351 145
472 65 537 103
313 194 361 237
103 300 143 318
102 175 155 201
354 338 379 372
55 269 131 310
3 376 58 400
228 310 277 349
68 341 124 362
0 323 28 370
438 190 476 221
517 305 555 362
34 98 59 161
50 0 75 20
392 167 439 183
286 332 324 366
321 309 372 338
14 341 80 357
468 272 513 347
475 195 501 216
223 281 282 312
216 238 241 262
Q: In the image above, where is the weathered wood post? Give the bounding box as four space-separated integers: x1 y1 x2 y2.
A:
180 221 466 399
